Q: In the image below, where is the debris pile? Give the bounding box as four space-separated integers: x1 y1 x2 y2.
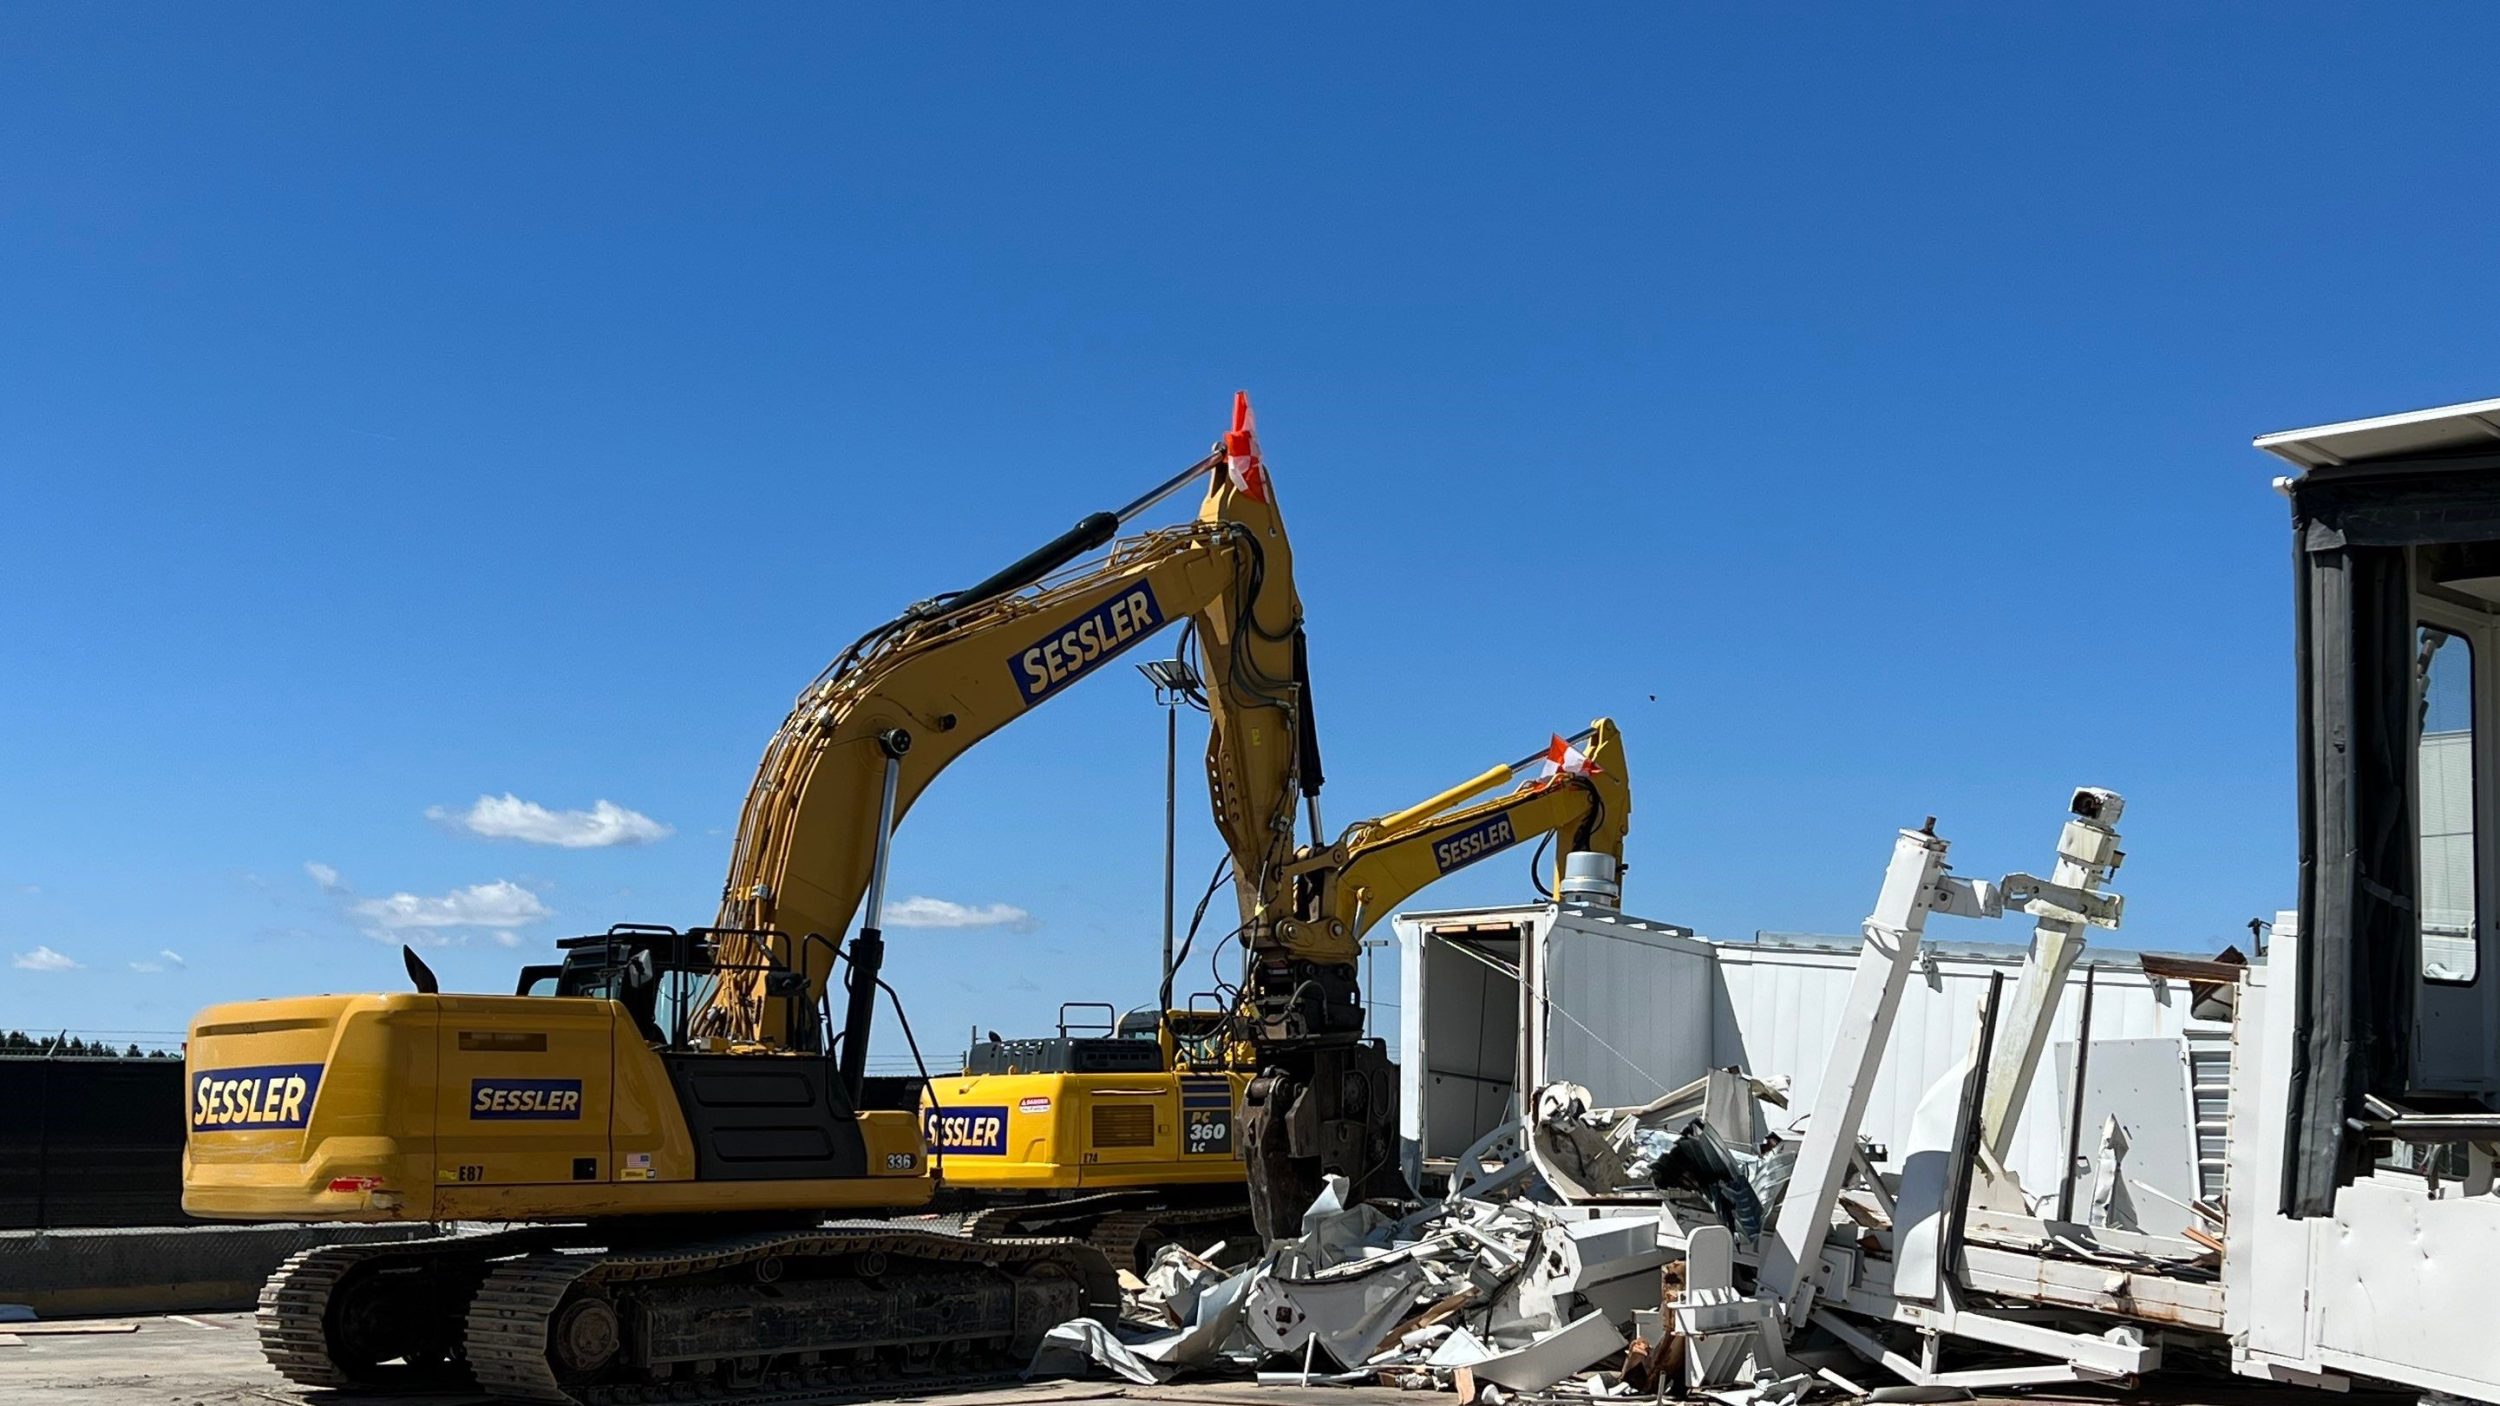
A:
1030 1069 1836 1402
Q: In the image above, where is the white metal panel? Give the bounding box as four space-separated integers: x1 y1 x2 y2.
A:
2224 960 2318 1367
2254 395 2500 470
2311 1178 2500 1396
1712 940 2222 1199
1533 909 1714 1108
2230 916 2500 1403
2053 1037 2199 1236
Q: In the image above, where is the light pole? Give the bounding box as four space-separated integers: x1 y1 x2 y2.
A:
1137 655 1203 1020
1361 935 1390 1040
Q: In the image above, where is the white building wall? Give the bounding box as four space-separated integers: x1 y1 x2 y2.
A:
1535 909 1716 1110
1715 939 2217 1202
1401 902 2231 1213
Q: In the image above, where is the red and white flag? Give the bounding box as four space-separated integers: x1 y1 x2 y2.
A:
1224 390 1271 502
1539 733 1599 778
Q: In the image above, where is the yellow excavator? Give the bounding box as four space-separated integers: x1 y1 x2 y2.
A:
929 718 1632 1261
182 397 1358 1402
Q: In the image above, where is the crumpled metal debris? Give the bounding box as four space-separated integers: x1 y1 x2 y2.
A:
1528 1073 1801 1241
1029 1172 1660 1389
1029 1067 1822 1399
1031 1173 1685 1394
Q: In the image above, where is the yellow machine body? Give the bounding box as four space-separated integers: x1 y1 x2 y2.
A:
183 993 929 1223
919 1065 1252 1194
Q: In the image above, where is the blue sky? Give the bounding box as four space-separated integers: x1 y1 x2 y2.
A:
5 6 2497 1056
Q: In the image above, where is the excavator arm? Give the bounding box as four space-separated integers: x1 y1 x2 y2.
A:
701 398 1318 1094
1236 720 1630 1235
1292 718 1629 955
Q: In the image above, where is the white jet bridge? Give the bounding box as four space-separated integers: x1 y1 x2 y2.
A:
1641 398 2500 1402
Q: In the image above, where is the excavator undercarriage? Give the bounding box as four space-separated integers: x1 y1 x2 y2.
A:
259 1222 1115 1405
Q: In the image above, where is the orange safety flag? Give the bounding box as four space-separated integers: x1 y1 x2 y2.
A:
1539 733 1600 778
1224 390 1271 502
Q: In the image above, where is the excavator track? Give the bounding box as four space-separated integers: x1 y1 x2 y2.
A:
959 1192 1255 1273
464 1225 1115 1405
257 1223 1111 1405
257 1226 561 1393
1085 1202 1253 1272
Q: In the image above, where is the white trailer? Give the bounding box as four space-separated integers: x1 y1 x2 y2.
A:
1395 903 2226 1231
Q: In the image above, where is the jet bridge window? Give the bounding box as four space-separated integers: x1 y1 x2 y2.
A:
2416 624 2479 984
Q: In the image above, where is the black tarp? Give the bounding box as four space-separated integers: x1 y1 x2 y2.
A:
2285 453 2500 1218
0 1058 191 1229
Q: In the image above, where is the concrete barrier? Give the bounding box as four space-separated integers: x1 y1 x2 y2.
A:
0 1223 439 1317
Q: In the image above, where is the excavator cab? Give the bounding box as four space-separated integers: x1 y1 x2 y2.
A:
2263 398 2500 1215
534 925 823 1053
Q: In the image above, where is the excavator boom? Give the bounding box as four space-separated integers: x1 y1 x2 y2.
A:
703 399 1316 1077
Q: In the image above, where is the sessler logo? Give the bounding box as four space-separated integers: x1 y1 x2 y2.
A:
470 1078 583 1121
192 1063 324 1132
1008 587 1165 706
923 1105 1010 1155
1432 811 1522 874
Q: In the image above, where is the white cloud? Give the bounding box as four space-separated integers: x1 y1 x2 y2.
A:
13 945 81 972
353 880 551 938
428 795 672 849
882 896 1037 932
490 931 525 949
305 861 346 894
160 948 186 968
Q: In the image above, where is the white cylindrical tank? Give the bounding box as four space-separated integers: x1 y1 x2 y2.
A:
1558 851 1621 908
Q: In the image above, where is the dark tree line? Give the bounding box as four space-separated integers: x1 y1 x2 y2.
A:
0 1030 177 1058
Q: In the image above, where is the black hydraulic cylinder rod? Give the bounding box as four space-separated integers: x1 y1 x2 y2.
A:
947 452 1224 614
838 926 885 1100
840 733 908 1102
950 511 1122 613
1292 626 1325 798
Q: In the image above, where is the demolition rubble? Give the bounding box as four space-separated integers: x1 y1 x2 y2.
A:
1031 791 2220 1404
1031 1071 1821 1402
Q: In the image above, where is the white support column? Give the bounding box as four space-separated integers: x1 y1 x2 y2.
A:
1978 793 2124 1164
1763 824 1953 1323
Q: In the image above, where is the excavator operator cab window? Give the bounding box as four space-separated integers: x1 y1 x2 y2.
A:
541 926 822 1052
550 944 666 1043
